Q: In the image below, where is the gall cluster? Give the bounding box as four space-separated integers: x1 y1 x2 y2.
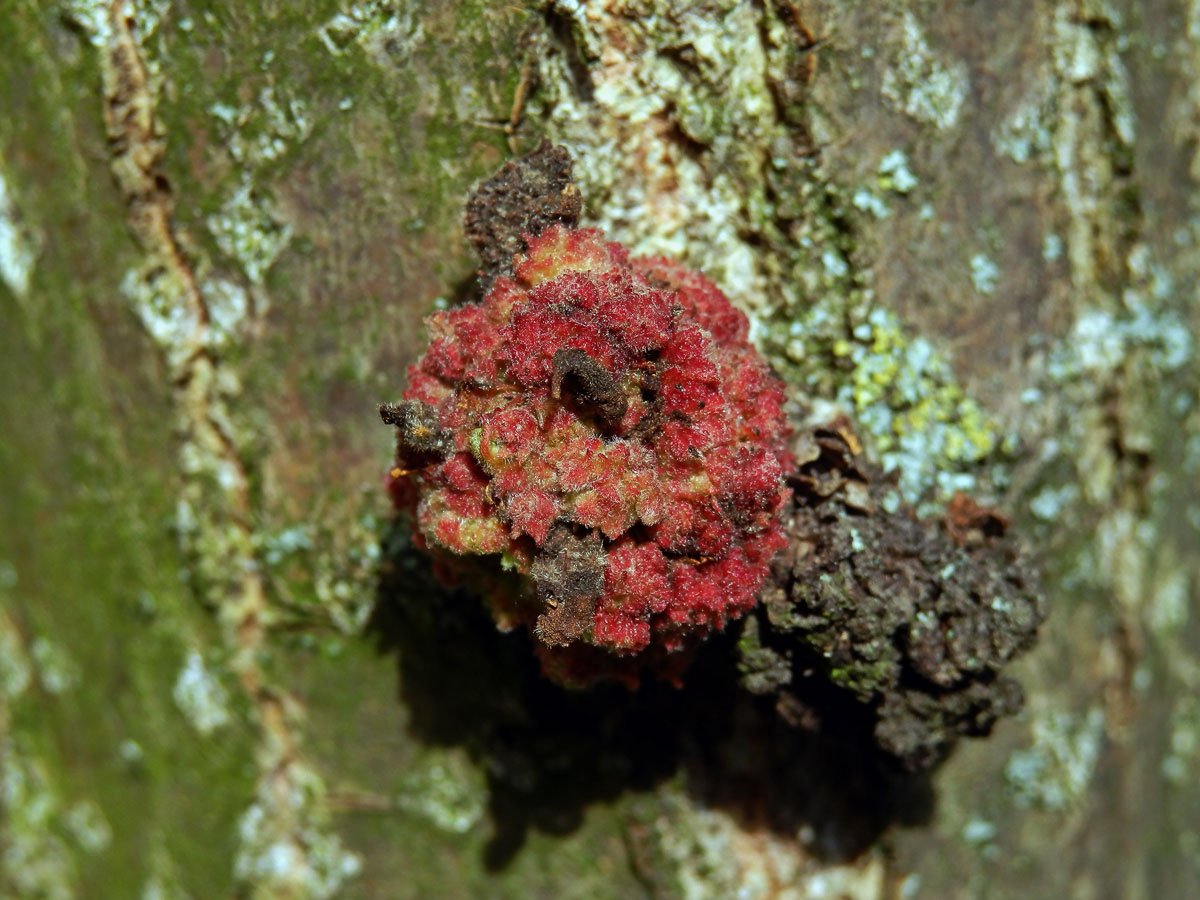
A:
383 224 792 686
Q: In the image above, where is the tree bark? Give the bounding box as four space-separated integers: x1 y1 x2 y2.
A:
1 1 1197 898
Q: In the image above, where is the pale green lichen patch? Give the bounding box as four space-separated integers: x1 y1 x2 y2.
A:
877 149 918 194
992 81 1055 166
30 637 80 695
63 799 113 855
133 8 317 308
56 0 172 61
1046 304 1193 382
969 253 1000 295
1014 228 1195 545
59 0 116 48
207 80 315 169
172 650 232 736
1 613 79 899
1148 566 1190 638
852 188 891 220
1028 483 1082 522
234 760 361 900
121 264 205 372
0 163 40 301
200 278 253 348
880 11 969 131
2 752 78 900
1004 704 1106 812
313 516 382 635
395 748 487 835
318 0 427 67
645 788 785 900
207 178 294 285
634 786 884 900
261 525 315 566
258 507 382 634
61 0 173 99
960 817 997 848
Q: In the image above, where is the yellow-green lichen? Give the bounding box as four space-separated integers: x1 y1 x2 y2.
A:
784 302 1004 501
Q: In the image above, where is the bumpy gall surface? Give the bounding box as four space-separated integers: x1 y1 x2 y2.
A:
384 225 792 686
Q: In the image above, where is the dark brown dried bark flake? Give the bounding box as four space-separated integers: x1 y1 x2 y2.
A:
463 139 582 287
745 427 1045 771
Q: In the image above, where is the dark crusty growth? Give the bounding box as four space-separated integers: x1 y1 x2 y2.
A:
463 139 583 287
743 425 1045 771
379 400 453 467
532 525 607 648
551 348 629 433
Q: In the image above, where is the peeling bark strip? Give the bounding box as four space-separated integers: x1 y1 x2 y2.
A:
98 7 354 896
102 1 208 338
101 0 265 706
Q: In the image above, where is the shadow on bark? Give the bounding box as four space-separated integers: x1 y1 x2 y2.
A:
368 517 935 871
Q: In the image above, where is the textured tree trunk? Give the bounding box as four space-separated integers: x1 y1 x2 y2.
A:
2 1 1197 898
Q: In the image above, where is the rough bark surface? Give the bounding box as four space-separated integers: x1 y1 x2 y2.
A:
1 1 1197 899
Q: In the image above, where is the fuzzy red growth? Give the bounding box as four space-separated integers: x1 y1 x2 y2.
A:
388 225 792 687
